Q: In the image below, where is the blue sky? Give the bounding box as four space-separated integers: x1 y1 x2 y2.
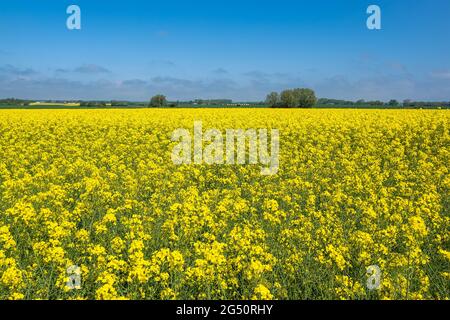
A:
1 0 449 101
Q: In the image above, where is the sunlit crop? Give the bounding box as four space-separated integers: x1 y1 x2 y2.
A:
0 109 448 300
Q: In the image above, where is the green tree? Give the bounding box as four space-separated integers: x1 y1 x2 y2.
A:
149 94 167 108
356 99 365 104
388 99 399 107
292 88 317 108
280 90 297 107
403 99 412 107
265 92 279 107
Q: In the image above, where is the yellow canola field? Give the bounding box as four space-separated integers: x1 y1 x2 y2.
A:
0 109 449 300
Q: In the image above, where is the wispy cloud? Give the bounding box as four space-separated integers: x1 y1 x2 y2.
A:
430 69 450 80
122 79 147 86
1 62 450 101
243 71 293 81
74 64 111 74
387 62 409 74
150 60 176 67
0 64 37 76
212 68 229 75
53 65 111 75
55 68 70 74
243 70 270 79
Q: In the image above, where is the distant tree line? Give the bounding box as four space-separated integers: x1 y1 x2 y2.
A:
266 88 317 108
402 100 450 108
178 99 264 106
0 98 32 106
111 100 132 107
317 98 387 107
148 96 256 107
194 99 233 105
79 101 108 107
83 101 144 107
316 98 450 108
316 98 397 108
2 97 449 109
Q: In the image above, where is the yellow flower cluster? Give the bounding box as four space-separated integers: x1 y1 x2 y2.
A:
0 109 448 300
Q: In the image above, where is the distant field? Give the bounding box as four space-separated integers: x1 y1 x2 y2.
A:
29 102 81 107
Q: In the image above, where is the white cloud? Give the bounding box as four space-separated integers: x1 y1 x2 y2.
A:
430 70 450 79
74 64 111 74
